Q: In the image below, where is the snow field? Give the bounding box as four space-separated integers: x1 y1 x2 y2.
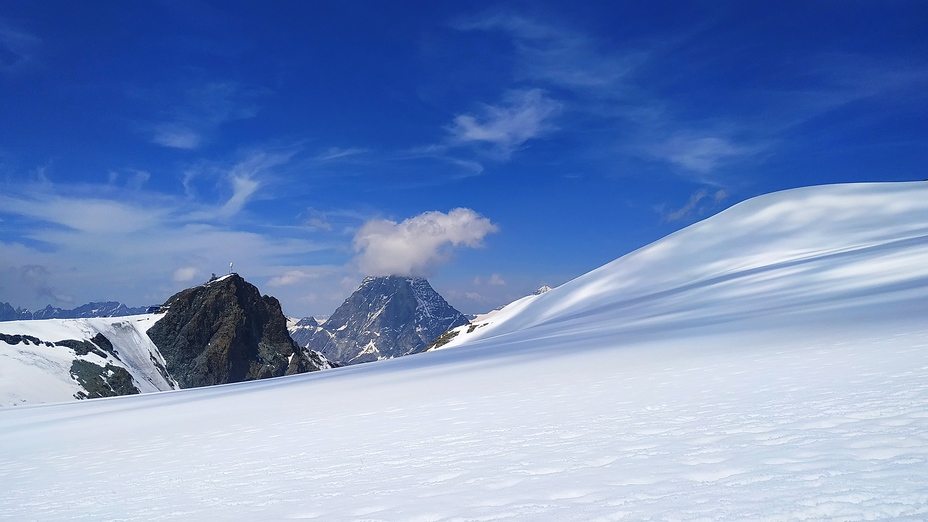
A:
1 324 927 520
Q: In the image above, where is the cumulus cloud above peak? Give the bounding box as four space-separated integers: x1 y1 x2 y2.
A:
353 208 499 277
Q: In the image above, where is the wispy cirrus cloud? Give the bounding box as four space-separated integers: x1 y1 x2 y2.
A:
458 13 641 92
457 13 764 180
144 81 261 150
152 124 202 150
648 135 761 175
662 188 729 223
180 148 298 219
447 89 561 160
313 147 369 162
405 88 561 173
0 176 335 312
455 11 928 186
0 19 41 74
266 266 343 288
107 169 151 191
474 273 507 286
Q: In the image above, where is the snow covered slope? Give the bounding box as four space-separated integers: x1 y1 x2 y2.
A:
0 315 178 406
1 182 927 520
442 181 928 349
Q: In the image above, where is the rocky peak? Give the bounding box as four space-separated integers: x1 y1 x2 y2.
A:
289 316 322 347
308 275 468 365
147 273 328 388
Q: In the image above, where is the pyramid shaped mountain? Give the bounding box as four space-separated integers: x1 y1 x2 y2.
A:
307 275 468 365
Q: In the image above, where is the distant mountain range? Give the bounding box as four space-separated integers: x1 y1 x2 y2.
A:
0 301 151 322
2 272 530 403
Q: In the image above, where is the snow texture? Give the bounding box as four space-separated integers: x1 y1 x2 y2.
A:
1 181 927 520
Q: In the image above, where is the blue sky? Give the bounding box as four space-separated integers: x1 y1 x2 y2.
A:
1 1 926 317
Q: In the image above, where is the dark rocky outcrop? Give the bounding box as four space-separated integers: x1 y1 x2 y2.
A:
70 360 140 400
0 332 47 346
308 275 468 365
146 274 327 388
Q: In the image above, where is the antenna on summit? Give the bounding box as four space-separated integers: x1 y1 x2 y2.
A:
229 262 233 275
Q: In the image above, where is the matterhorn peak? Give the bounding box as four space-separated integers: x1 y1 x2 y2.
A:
307 275 468 365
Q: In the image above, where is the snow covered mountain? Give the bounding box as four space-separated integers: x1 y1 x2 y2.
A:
287 315 322 348
0 315 178 406
307 275 468 365
1 182 927 519
0 301 151 322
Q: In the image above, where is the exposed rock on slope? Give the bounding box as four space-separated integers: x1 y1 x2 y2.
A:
308 276 468 365
147 274 328 388
0 315 178 406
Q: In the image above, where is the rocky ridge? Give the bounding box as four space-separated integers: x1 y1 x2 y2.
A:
147 273 330 388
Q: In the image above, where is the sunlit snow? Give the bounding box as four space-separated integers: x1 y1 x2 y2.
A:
2 182 927 520
0 315 176 406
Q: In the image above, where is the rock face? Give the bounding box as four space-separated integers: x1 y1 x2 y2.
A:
147 274 327 388
308 276 469 365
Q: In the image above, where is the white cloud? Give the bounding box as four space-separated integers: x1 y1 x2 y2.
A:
152 124 202 149
650 135 758 174
314 147 368 162
109 169 152 190
180 150 294 219
220 174 260 217
173 267 199 283
353 208 499 277
217 150 297 217
0 180 336 314
447 89 561 159
302 209 333 232
0 193 166 235
267 269 328 287
465 292 487 302
461 14 638 92
663 188 729 222
488 273 507 286
147 81 260 150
